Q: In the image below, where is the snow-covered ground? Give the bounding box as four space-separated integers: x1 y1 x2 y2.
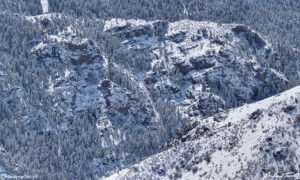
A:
0 166 9 179
1 14 292 179
41 0 49 14
27 17 290 178
105 85 300 179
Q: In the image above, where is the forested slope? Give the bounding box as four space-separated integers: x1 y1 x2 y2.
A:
0 0 299 179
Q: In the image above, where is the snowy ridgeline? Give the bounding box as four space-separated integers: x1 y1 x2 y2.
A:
106 85 300 180
41 0 49 14
0 11 298 179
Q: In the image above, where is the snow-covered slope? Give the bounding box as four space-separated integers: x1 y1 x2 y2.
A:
26 17 289 178
106 85 300 180
0 13 294 179
41 0 49 14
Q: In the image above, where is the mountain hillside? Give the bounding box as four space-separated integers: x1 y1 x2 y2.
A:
23 15 288 177
105 18 287 118
106 85 300 180
0 1 299 179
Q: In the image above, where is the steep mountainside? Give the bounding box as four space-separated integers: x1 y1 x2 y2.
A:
105 19 287 118
106 85 300 180
0 12 297 179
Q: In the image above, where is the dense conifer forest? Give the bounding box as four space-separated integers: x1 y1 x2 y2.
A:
0 0 299 179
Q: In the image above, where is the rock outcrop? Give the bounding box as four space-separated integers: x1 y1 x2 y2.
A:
105 19 287 118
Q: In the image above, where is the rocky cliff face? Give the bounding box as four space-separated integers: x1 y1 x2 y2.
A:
105 19 287 118
27 16 165 176
0 14 293 179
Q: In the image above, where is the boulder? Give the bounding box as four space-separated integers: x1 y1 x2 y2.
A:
167 31 187 43
190 57 215 70
273 147 289 161
232 25 249 34
174 60 193 75
249 109 263 120
232 25 266 48
219 49 230 58
67 43 87 51
282 105 296 113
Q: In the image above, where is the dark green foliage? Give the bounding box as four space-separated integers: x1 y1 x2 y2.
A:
0 0 43 15
0 0 299 179
47 0 300 99
47 0 300 47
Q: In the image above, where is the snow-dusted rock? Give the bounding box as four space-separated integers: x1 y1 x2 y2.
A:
29 26 164 176
105 19 287 118
1 16 289 178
